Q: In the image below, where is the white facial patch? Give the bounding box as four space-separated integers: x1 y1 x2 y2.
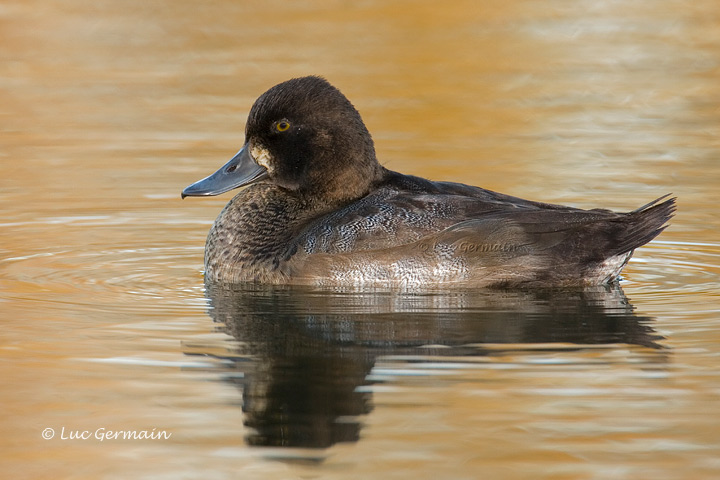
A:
251 144 273 174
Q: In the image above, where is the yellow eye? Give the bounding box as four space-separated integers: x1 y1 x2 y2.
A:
275 120 291 132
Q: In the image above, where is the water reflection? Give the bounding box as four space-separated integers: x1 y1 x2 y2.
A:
195 282 666 450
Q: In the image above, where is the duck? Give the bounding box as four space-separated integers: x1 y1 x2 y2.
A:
182 76 675 288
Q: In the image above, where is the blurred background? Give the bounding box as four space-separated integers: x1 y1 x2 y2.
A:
1 1 719 478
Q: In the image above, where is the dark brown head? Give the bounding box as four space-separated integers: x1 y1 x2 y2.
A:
182 76 386 205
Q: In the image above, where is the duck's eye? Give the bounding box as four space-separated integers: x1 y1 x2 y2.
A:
275 120 291 132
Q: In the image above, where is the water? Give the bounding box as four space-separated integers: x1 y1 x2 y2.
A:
2 1 719 478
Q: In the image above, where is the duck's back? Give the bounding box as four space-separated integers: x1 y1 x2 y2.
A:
289 173 675 287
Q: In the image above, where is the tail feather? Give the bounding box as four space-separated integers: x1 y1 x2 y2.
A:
630 193 675 213
608 195 676 257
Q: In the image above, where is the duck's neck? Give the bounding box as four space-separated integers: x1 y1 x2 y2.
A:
203 184 328 283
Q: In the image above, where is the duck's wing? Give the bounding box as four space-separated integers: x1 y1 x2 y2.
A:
297 187 508 255
417 194 674 282
297 173 614 256
441 193 675 258
294 190 675 287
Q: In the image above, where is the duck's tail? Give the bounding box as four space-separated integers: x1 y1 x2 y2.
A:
609 194 676 257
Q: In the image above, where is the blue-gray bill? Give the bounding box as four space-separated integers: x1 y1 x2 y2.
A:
181 145 268 198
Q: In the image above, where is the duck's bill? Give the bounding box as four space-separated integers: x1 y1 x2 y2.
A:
181 145 269 198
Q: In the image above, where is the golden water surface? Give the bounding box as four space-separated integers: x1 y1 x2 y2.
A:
1 1 719 479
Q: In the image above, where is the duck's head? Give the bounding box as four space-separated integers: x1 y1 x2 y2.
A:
182 76 384 205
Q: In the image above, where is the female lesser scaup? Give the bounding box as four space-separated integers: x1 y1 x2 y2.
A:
182 76 675 287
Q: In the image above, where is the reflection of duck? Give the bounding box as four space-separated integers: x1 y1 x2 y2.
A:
182 76 675 287
199 282 665 449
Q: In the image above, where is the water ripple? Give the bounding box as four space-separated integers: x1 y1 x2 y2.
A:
0 245 207 313
621 240 720 306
